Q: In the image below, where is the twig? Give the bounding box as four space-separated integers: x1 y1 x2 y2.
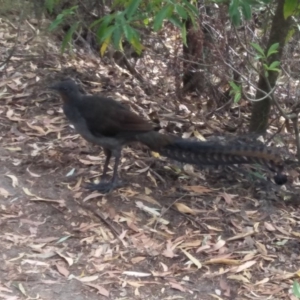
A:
221 58 277 102
0 9 24 69
265 122 285 144
79 202 121 237
292 116 300 162
205 97 233 118
211 33 278 103
170 206 207 231
138 160 166 184
262 75 300 160
153 194 187 232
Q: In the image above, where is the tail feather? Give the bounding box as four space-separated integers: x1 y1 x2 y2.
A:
136 132 287 185
161 139 280 168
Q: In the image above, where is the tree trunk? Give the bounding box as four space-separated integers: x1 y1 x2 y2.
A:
249 0 292 133
182 18 204 93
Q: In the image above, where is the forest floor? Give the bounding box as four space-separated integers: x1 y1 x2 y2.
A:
0 14 300 300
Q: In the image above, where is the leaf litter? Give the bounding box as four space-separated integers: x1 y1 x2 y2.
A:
0 12 298 300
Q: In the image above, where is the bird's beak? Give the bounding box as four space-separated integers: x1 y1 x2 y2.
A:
48 83 60 91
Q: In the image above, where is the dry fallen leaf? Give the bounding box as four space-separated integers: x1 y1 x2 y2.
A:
168 280 186 292
5 175 19 187
226 231 254 241
181 248 202 269
227 274 250 283
56 263 70 277
183 185 212 194
76 275 99 282
219 192 237 205
264 222 276 231
135 194 161 206
131 257 146 264
174 202 196 215
231 260 257 273
255 241 268 255
55 251 74 266
83 283 110 297
0 187 11 198
207 239 226 252
122 271 151 277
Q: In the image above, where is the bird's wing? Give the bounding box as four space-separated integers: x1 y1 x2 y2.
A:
78 96 154 137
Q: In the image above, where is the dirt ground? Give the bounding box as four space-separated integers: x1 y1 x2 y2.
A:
0 15 300 300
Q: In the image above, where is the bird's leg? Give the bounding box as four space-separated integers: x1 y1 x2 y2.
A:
101 149 112 181
110 151 121 186
86 149 124 193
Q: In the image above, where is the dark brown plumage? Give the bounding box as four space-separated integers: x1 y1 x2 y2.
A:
49 79 287 192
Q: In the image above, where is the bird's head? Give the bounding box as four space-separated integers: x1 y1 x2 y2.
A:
49 79 80 98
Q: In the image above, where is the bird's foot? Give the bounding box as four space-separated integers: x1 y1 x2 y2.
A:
85 179 124 193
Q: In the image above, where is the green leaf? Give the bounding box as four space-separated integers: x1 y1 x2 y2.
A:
263 61 280 72
130 12 147 24
266 50 278 57
48 5 78 31
100 36 111 56
123 25 142 55
49 15 64 31
112 0 125 9
269 61 280 69
182 0 198 15
250 42 265 57
268 68 280 72
254 55 264 60
169 15 183 29
93 14 114 34
96 16 116 43
153 5 174 31
126 0 142 19
284 0 297 19
130 35 143 55
229 0 238 16
266 43 279 57
181 23 187 46
240 1 252 20
230 10 241 26
286 28 295 43
229 0 241 26
123 25 143 54
61 22 79 53
90 19 102 29
292 281 300 297
175 4 188 19
57 5 78 18
123 24 132 40
116 12 126 28
229 81 240 91
229 80 241 103
98 25 115 43
234 93 241 103
143 18 149 25
45 0 55 13
112 26 123 50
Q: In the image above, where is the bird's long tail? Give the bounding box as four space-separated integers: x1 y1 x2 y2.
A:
136 132 287 185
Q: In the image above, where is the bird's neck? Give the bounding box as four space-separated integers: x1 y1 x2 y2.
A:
61 92 82 105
